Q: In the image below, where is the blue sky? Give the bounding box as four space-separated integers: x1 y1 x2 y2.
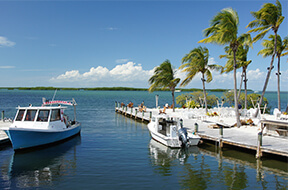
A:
0 0 288 91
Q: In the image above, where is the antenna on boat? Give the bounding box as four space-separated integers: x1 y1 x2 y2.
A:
52 89 57 101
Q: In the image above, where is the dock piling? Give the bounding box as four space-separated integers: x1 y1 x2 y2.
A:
194 123 198 133
258 132 262 146
219 125 223 148
256 132 263 158
219 125 223 138
1 111 4 120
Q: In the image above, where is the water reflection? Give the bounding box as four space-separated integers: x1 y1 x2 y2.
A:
197 145 288 189
149 140 288 189
1 135 81 189
149 139 199 175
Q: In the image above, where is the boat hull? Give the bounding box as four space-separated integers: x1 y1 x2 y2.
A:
148 123 200 148
149 129 181 148
4 123 81 150
187 133 201 146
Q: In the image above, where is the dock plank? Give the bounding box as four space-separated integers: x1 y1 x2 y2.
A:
0 121 11 144
115 106 288 158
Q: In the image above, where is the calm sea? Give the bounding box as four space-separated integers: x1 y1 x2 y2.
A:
0 90 288 189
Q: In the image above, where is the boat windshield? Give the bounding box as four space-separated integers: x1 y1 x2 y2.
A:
37 110 50 122
15 109 25 121
50 109 61 121
25 110 37 121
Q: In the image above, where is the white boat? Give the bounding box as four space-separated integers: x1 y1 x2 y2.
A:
4 99 81 151
147 115 200 148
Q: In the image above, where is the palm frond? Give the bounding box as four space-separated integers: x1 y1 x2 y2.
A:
247 0 284 42
200 7 239 46
180 46 220 87
148 59 180 92
252 28 271 42
205 70 213 83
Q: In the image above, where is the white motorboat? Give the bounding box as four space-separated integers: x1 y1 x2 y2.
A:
147 115 200 148
4 99 81 151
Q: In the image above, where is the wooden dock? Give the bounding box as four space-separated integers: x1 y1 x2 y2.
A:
115 106 288 158
0 121 10 144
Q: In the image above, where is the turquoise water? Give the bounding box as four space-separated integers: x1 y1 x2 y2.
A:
0 90 288 189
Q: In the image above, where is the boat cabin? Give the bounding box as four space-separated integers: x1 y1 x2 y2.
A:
12 106 70 129
151 115 181 138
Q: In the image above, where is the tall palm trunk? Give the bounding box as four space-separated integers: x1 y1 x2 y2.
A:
244 69 248 110
202 73 208 113
255 53 275 117
255 32 277 117
171 89 175 112
238 73 244 100
277 56 281 111
233 50 241 127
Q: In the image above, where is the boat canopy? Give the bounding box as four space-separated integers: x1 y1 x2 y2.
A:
42 98 77 106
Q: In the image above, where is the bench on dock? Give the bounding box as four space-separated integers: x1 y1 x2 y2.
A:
261 119 288 137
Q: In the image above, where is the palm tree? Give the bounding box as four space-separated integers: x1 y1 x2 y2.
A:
179 46 222 113
246 0 284 116
258 34 288 111
198 7 251 127
220 44 252 109
149 60 180 112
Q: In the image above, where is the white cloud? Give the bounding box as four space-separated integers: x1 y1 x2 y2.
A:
0 66 15 69
50 62 287 91
50 62 154 87
247 69 265 80
179 68 267 91
0 36 15 47
83 66 110 80
208 57 216 64
53 70 81 81
280 69 288 83
115 59 129 64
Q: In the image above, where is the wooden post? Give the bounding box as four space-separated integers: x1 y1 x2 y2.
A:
115 101 117 111
135 109 137 119
125 106 127 115
131 107 133 117
149 111 152 122
142 110 144 121
256 158 262 181
219 125 223 148
118 102 120 113
194 123 198 133
256 132 263 158
219 125 223 137
258 131 262 146
1 111 4 120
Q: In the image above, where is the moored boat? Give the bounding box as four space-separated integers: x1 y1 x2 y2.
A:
147 115 200 148
4 99 81 151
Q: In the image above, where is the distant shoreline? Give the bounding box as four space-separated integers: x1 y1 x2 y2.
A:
0 86 257 92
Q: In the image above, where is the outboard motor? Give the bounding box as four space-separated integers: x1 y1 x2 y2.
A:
178 128 189 147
